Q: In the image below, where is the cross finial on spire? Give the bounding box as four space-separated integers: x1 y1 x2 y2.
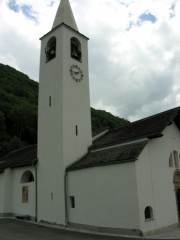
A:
52 0 78 31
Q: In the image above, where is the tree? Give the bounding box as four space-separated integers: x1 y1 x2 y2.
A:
0 111 6 134
9 100 37 139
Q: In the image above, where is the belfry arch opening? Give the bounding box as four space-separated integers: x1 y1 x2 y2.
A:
45 36 56 62
173 170 180 221
71 37 81 62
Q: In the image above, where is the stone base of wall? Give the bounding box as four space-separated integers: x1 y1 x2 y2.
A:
143 223 178 237
0 213 36 221
68 222 143 236
0 213 14 218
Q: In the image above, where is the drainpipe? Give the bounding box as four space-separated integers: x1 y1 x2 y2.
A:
33 161 38 222
64 170 69 227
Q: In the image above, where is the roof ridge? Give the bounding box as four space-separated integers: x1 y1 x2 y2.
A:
109 106 180 133
0 144 37 160
91 106 180 150
131 106 180 125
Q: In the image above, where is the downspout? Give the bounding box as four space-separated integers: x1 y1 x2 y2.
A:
64 170 69 227
33 161 38 222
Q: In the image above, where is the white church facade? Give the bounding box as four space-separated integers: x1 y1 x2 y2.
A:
0 0 180 236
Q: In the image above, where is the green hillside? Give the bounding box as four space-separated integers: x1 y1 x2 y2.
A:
0 63 129 157
0 63 38 156
91 108 129 133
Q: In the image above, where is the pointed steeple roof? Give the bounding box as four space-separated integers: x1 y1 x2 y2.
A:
52 0 78 31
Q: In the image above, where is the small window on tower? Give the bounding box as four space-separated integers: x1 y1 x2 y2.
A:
75 125 78 136
49 96 52 107
69 196 75 208
45 36 56 62
71 37 81 62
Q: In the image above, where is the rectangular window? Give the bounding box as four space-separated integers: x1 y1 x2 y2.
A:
69 196 75 208
22 186 28 203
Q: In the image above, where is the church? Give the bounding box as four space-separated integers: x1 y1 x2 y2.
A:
0 0 180 237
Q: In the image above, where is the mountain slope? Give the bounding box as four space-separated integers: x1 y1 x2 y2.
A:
0 63 38 156
0 63 129 156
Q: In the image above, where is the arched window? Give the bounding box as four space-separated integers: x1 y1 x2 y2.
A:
45 36 56 62
71 37 81 62
169 151 180 169
169 152 174 168
21 171 34 183
174 151 179 168
144 206 153 220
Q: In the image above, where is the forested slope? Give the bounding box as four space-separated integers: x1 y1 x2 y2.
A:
0 63 38 156
0 63 129 157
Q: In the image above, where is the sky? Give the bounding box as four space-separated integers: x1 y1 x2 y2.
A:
0 0 180 121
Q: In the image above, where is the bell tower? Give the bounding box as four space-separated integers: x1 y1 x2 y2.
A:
37 0 92 224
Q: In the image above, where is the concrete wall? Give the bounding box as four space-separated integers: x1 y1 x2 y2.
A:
67 123 180 235
3 168 12 214
38 24 92 225
68 161 140 234
11 167 36 218
0 173 4 214
136 123 180 234
0 167 35 218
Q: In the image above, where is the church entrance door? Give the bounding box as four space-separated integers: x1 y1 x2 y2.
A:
173 170 180 222
176 189 180 221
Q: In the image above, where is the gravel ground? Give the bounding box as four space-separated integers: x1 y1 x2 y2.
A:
0 218 180 240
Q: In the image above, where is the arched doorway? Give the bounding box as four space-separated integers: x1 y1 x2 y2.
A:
173 170 180 221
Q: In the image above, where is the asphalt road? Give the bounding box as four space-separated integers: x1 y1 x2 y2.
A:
0 219 138 240
0 218 177 240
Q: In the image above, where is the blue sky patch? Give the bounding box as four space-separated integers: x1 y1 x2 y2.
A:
8 0 19 13
7 0 37 22
139 12 157 23
126 12 157 31
21 4 37 21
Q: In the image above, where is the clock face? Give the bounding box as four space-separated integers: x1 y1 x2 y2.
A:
69 64 83 82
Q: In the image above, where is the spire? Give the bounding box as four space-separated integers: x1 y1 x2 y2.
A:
52 0 78 31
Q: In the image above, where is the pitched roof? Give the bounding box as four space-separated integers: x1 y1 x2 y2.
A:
67 107 180 171
0 145 37 173
67 140 148 171
1 107 180 173
91 107 180 150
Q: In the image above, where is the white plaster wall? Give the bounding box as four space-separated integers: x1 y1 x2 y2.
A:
136 123 180 233
38 26 68 223
38 25 92 224
62 26 92 166
3 168 12 213
136 145 157 233
11 167 35 218
0 173 4 213
68 162 140 230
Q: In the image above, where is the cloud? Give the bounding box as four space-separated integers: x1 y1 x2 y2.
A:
0 0 180 122
7 0 38 21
